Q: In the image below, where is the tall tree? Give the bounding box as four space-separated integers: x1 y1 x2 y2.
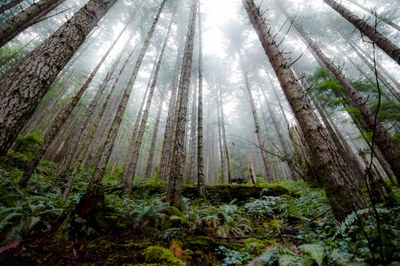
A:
62 44 139 201
239 52 273 182
89 0 167 186
0 0 66 47
0 0 117 157
322 0 400 65
144 88 165 179
167 0 198 207
17 21 135 187
243 0 366 221
345 0 400 32
197 0 205 197
123 14 174 193
283 10 400 183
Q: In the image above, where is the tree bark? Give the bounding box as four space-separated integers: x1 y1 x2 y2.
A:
197 0 205 197
323 0 400 65
0 0 66 47
346 0 400 32
89 0 166 186
285 11 400 183
167 0 197 207
0 0 117 157
0 0 23 14
244 0 366 221
123 14 173 193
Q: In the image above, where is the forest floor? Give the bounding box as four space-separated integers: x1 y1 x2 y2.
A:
0 151 400 265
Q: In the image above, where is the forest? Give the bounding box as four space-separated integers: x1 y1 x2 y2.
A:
0 0 399 265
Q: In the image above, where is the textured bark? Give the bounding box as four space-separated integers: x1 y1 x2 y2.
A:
197 1 205 196
122 51 159 184
286 12 400 183
90 0 166 186
57 24 136 175
346 0 400 32
0 0 23 14
244 0 366 221
188 79 197 182
0 0 117 157
160 23 185 182
323 0 400 65
20 22 128 186
0 0 65 47
167 0 197 207
239 52 273 182
123 15 173 193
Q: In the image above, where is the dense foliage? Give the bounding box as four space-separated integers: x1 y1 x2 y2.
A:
1 148 399 265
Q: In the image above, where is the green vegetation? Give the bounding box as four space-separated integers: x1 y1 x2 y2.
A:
0 150 399 265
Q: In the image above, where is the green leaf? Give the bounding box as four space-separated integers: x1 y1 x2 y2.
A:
299 244 325 266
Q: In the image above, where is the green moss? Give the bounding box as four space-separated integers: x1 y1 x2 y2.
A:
142 246 186 265
183 235 220 251
182 184 297 203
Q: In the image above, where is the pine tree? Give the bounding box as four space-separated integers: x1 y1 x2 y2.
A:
243 0 366 221
167 0 198 207
0 0 117 157
323 0 400 65
0 0 65 47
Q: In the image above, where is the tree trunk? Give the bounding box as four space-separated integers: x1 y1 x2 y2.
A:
216 95 226 183
89 0 166 186
160 35 184 182
259 84 296 179
286 11 400 183
122 51 159 183
0 0 23 14
144 87 165 179
346 0 400 32
243 0 366 221
167 0 197 207
0 0 65 47
239 52 274 182
57 22 137 175
0 0 117 157
188 79 198 183
323 0 400 65
123 14 173 193
197 1 205 197
218 83 232 184
345 41 400 102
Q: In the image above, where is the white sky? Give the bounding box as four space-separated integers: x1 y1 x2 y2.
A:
201 0 240 58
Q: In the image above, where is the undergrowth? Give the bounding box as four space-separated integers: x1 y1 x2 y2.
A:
0 150 399 265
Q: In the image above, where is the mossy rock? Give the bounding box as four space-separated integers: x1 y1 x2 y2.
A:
183 235 220 251
142 245 186 265
182 184 297 203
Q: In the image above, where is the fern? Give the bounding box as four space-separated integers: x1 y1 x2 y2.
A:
334 207 390 238
299 244 325 266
